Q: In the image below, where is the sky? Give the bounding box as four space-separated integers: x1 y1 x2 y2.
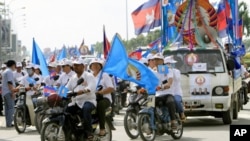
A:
3 0 250 52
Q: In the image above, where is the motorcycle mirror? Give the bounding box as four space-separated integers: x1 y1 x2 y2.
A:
162 79 168 84
41 82 46 86
77 78 84 85
53 75 60 81
34 77 39 81
97 85 103 91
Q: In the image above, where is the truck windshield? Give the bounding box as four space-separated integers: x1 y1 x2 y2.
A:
163 49 225 74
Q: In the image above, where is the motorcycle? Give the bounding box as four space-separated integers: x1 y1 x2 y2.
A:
124 89 148 139
113 80 130 114
14 85 42 133
40 78 115 141
137 95 183 141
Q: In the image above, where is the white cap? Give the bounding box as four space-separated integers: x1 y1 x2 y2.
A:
33 65 40 69
1 64 6 68
26 63 34 69
164 56 177 64
146 54 154 61
16 62 22 67
89 58 104 66
152 53 164 60
48 62 56 68
72 59 85 65
61 59 72 66
139 57 148 64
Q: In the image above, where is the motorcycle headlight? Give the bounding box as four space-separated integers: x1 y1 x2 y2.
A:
215 87 223 95
36 96 47 106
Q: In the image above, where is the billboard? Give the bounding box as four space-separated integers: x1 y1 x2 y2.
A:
0 19 11 49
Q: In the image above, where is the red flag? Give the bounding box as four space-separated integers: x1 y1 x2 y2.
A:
103 26 111 59
129 49 142 60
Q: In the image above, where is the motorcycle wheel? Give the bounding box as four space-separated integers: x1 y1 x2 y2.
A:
35 112 47 134
138 114 156 141
170 114 183 139
41 121 66 141
124 112 139 139
14 108 26 133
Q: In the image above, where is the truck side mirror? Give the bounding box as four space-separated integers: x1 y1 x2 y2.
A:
226 58 235 71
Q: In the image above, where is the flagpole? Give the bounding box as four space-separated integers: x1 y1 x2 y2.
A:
126 0 129 41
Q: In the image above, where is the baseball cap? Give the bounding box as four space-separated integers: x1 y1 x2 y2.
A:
61 59 72 66
34 65 40 69
26 63 34 69
48 62 56 68
152 53 164 60
1 64 6 68
72 59 85 65
89 58 103 66
16 62 22 67
164 56 177 64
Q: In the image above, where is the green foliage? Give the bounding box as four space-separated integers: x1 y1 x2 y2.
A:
239 1 250 37
94 29 161 54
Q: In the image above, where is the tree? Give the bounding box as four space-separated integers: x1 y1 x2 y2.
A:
94 29 161 53
239 1 250 37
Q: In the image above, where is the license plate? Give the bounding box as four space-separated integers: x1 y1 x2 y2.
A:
185 100 201 106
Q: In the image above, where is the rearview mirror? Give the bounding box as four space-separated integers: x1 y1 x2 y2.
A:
77 78 84 85
34 78 39 81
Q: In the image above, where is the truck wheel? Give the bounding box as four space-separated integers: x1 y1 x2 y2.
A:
222 106 233 124
233 101 238 119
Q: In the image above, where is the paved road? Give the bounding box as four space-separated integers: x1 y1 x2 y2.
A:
0 103 250 141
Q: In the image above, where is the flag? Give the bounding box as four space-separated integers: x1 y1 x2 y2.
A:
50 70 57 79
142 43 159 58
90 44 95 55
57 46 67 61
148 38 161 47
103 26 111 59
103 34 159 94
217 0 231 38
235 19 243 45
57 85 69 98
129 49 142 60
26 77 36 85
128 58 159 94
131 0 161 35
43 86 57 97
32 38 49 77
75 45 81 56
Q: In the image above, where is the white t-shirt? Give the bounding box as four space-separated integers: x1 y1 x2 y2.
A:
20 74 40 95
155 69 174 97
241 65 248 78
172 68 183 96
13 70 26 83
66 71 97 108
94 72 114 103
57 71 75 86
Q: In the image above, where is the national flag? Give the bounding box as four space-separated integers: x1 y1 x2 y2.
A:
57 46 67 61
235 19 243 45
131 0 161 35
148 38 161 47
103 26 111 59
43 86 57 97
142 43 159 58
129 49 142 60
103 34 159 94
217 0 231 37
32 38 49 77
57 85 69 98
50 70 57 79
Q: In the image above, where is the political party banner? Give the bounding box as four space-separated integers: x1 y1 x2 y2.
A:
189 74 211 98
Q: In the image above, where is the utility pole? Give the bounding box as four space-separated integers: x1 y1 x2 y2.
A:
125 0 128 41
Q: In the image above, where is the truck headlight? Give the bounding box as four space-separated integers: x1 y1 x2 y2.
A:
215 87 223 95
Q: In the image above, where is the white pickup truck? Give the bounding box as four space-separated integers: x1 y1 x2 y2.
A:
163 47 242 124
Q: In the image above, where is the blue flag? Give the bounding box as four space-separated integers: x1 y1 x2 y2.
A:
58 85 69 98
27 77 36 85
32 38 49 77
57 46 67 61
103 34 159 94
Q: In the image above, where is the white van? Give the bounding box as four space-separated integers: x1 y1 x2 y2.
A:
163 47 241 124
